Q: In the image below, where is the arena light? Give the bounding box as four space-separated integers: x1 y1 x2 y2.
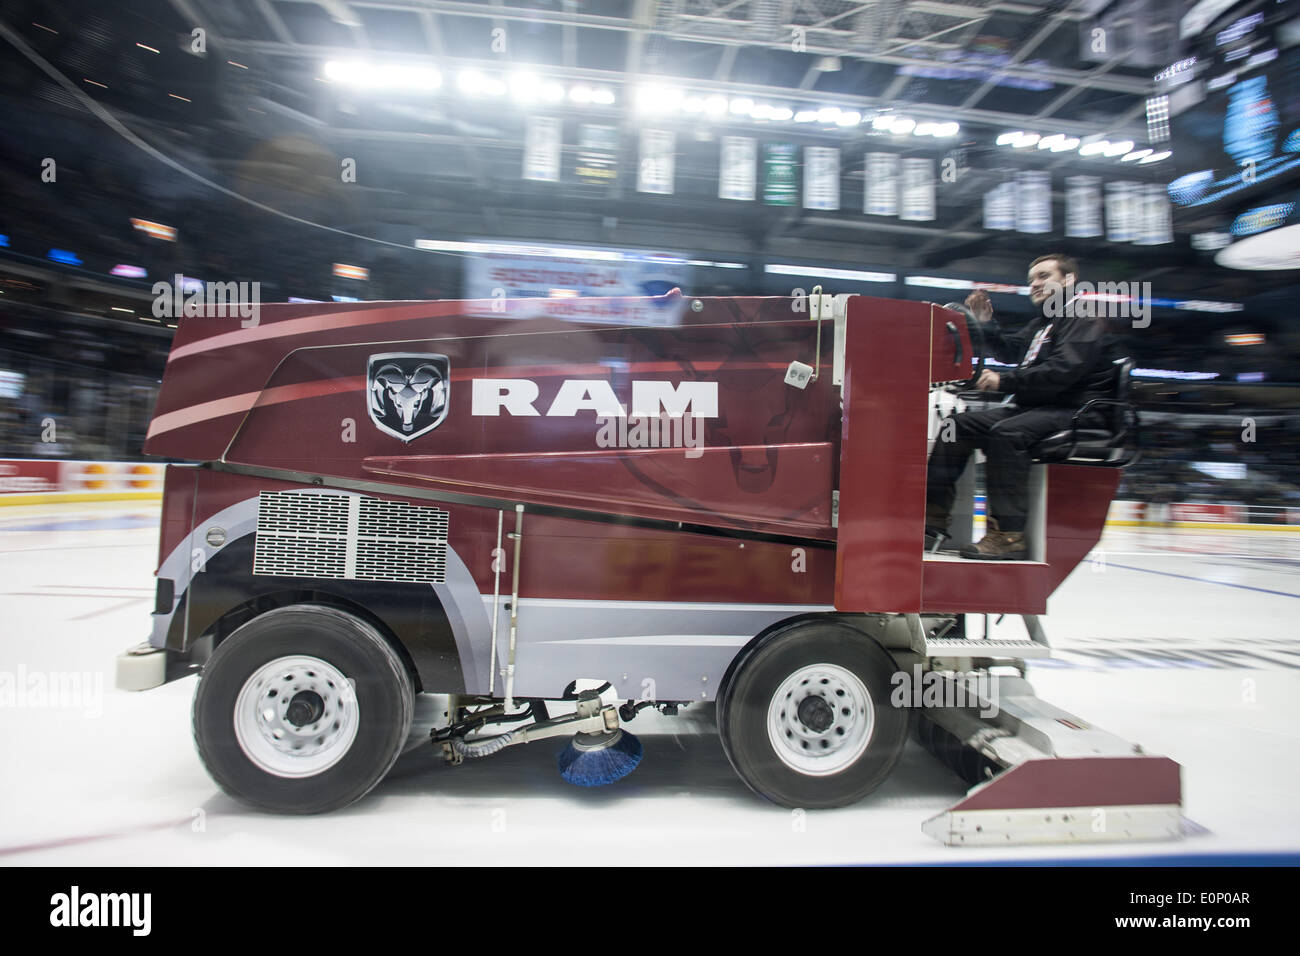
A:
817 106 841 123
1103 139 1135 157
794 109 817 123
836 110 861 127
47 249 82 266
704 95 728 116
995 131 1023 146
769 106 794 121
323 60 441 91
1139 150 1172 164
509 72 535 101
730 97 756 115
749 102 775 120
110 264 147 279
914 121 937 136
1012 132 1040 148
1051 137 1081 152
569 84 594 104
1224 333 1264 346
1038 133 1065 150
458 70 506 96
766 264 895 282
332 263 369 281
636 83 684 113
888 116 915 135
933 121 959 137
1078 138 1109 156
873 114 896 131
1121 149 1152 162
590 88 615 105
540 80 565 102
130 218 176 241
682 96 707 113
415 239 622 261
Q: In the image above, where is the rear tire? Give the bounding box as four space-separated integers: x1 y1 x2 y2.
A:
718 619 907 809
192 604 413 814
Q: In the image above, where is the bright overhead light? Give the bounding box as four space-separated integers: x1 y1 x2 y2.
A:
730 97 755 115
1121 148 1152 162
324 60 441 91
682 95 706 113
590 88 615 105
1078 139 1109 156
996 131 1022 146
1038 133 1065 150
770 106 793 121
914 121 937 136
509 72 540 101
837 110 861 126
1012 132 1040 148
933 121 959 137
794 109 817 123
1139 150 1172 164
889 116 915 135
458 70 505 95
636 83 683 112
817 106 841 123
750 102 775 120
540 80 564 102
569 84 593 103
1051 136 1080 152
872 114 895 131
704 95 728 116
1103 139 1135 157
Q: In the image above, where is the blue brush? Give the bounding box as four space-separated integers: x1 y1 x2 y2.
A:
558 729 643 787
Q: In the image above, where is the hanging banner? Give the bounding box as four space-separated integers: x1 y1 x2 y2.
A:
522 116 562 182
1106 181 1139 242
983 180 1015 230
574 124 619 185
719 136 756 201
464 247 691 326
637 129 675 195
1065 175 1103 238
803 146 840 210
1016 170 1052 234
899 158 935 222
864 152 899 216
762 143 799 206
1134 183 1174 245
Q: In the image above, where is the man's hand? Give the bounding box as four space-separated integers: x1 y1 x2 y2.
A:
975 369 1001 392
964 290 994 324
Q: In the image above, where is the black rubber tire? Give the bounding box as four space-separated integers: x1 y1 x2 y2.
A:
718 619 908 809
192 604 414 814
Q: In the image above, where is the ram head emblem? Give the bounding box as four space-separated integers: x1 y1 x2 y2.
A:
366 353 450 442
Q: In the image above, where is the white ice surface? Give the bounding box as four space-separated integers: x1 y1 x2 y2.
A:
1 503 1297 865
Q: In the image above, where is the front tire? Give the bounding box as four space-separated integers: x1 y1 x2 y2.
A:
192 604 414 814
718 619 907 809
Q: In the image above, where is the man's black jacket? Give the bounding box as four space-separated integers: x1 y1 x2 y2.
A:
980 295 1123 409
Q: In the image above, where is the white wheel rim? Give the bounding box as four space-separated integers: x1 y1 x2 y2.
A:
766 663 874 776
233 655 360 778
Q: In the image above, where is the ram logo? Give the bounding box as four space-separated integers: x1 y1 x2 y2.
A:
367 353 450 442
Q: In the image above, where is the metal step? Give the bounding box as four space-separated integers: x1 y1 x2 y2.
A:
920 637 1053 659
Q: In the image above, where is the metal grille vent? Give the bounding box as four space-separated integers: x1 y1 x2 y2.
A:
253 491 448 584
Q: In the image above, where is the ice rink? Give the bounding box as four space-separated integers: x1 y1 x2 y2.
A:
2 499 1297 865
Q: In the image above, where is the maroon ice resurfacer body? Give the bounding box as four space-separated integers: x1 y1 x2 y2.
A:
119 290 1179 845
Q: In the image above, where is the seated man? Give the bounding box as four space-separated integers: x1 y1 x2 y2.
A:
926 253 1121 560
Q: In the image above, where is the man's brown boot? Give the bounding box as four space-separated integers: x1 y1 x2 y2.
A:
959 518 1027 560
